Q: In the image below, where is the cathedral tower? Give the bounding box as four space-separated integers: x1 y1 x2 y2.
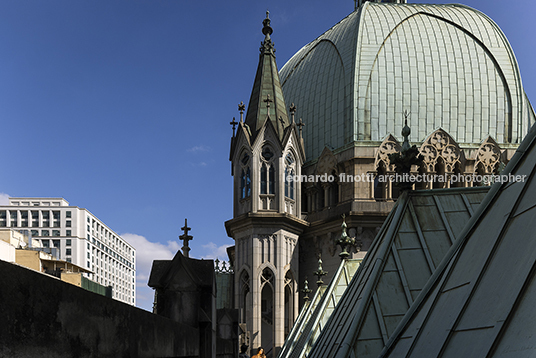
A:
225 12 308 357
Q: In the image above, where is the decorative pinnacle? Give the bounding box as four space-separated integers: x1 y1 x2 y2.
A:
302 277 312 302
262 11 273 36
238 101 245 123
289 103 297 123
401 110 411 153
260 11 275 55
387 110 424 192
336 214 355 260
179 218 193 258
313 255 328 287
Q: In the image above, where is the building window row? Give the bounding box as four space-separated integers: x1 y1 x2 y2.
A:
87 216 133 258
90 236 134 268
0 210 72 228
30 229 72 237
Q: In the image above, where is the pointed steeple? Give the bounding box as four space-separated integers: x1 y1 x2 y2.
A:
244 11 290 142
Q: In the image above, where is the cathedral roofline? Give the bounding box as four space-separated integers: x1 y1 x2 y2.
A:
148 251 214 290
280 2 534 162
243 11 290 143
380 108 536 358
306 186 490 358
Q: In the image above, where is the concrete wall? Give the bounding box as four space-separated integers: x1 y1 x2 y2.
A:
15 249 42 271
0 259 199 358
61 271 82 286
0 239 15 262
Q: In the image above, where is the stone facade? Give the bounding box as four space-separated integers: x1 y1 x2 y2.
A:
226 2 535 356
225 12 308 357
148 252 217 358
278 0 534 316
296 128 516 303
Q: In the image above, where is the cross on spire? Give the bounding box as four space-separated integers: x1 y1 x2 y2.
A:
297 118 305 138
230 117 238 137
180 218 193 258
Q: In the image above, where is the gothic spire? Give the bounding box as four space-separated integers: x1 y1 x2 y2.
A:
180 218 193 258
244 11 290 142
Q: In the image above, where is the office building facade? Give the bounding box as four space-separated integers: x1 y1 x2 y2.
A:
0 197 136 305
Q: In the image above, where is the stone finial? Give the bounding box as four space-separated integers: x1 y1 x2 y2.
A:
260 11 275 55
401 110 411 152
302 277 312 302
179 218 193 258
313 255 328 287
215 258 220 271
238 101 245 123
336 214 355 260
262 10 273 36
388 111 424 192
289 103 297 124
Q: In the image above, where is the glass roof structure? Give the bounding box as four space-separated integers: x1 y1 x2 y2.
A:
295 186 489 358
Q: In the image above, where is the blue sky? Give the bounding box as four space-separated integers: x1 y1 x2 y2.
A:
0 0 534 311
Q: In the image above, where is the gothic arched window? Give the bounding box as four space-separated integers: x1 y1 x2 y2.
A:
261 165 275 194
239 271 250 324
284 271 295 338
433 157 446 189
260 267 275 347
260 147 275 195
240 153 251 199
374 162 387 200
285 153 295 200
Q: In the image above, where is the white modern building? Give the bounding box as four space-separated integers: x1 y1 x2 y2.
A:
0 197 136 305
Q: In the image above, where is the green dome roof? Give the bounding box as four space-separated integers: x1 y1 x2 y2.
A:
280 3 535 161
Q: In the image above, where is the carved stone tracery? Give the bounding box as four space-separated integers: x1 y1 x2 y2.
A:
475 136 502 174
316 146 338 176
420 129 462 172
375 135 401 171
